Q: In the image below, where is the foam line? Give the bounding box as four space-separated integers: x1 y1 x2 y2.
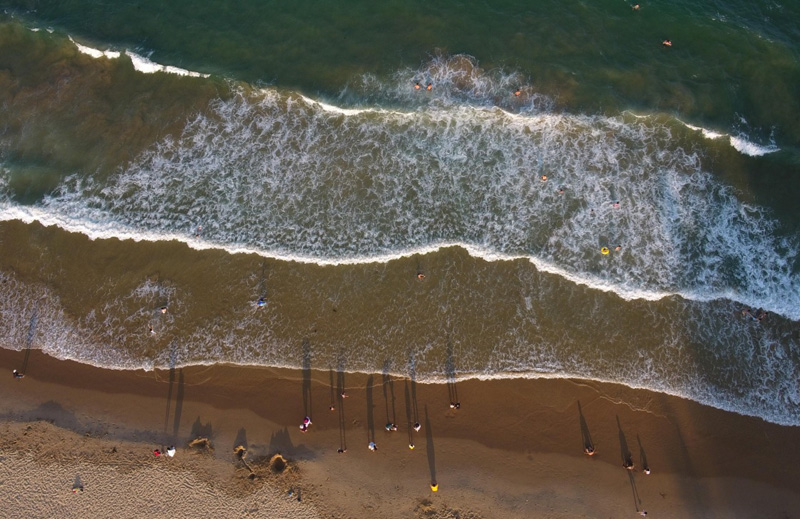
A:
679 120 779 156
125 51 210 78
68 37 208 78
70 37 121 59
1 203 797 321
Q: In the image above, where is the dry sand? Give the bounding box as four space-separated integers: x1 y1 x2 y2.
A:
2 348 799 519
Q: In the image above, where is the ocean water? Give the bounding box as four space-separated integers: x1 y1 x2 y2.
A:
0 1 799 425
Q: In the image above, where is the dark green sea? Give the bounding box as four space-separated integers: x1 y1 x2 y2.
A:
0 0 799 425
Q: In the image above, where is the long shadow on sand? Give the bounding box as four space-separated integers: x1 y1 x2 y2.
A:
408 353 420 426
163 367 185 444
337 366 347 452
445 339 459 409
578 401 595 455
404 380 414 447
425 405 437 489
19 304 39 376
617 415 642 512
366 375 375 443
382 361 396 428
638 434 650 474
302 339 313 420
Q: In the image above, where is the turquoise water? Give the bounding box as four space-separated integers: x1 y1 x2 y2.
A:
0 1 799 424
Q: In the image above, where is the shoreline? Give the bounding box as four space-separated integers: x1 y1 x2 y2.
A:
2 212 796 321
8 344 796 429
2 348 800 518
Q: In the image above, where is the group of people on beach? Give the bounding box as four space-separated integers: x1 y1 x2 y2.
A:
153 446 176 458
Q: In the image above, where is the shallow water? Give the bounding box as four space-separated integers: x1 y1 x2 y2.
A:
0 6 798 425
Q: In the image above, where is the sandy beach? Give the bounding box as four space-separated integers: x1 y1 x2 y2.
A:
2 348 799 519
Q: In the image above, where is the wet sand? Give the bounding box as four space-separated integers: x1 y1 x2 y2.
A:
2 348 799 518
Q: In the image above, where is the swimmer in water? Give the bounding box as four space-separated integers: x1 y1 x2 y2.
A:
417 273 426 280
426 83 432 91
662 39 672 47
257 297 267 307
160 306 168 314
414 82 421 90
633 4 640 10
615 245 622 252
514 88 521 96
540 175 548 182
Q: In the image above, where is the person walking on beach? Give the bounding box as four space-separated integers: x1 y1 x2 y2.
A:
12 369 24 379
368 441 377 451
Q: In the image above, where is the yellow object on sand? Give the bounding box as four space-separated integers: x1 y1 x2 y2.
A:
431 483 439 492
601 247 610 255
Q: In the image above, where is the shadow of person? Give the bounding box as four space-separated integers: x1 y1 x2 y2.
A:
404 380 414 446
302 339 312 420
408 353 420 426
382 361 396 427
445 339 459 409
617 415 633 469
72 474 84 493
173 369 184 441
164 367 176 438
20 304 38 376
425 405 437 491
638 434 650 474
329 368 336 411
337 367 347 452
578 401 595 455
617 416 642 511
366 375 375 443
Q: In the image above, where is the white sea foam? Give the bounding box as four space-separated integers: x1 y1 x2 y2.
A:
1 84 797 320
729 135 779 156
679 119 779 156
70 37 121 59
68 37 208 77
125 51 210 78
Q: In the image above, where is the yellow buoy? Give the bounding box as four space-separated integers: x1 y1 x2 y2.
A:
601 247 610 255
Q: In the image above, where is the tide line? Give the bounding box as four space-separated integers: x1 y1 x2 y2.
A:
69 36 209 78
2 203 797 321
